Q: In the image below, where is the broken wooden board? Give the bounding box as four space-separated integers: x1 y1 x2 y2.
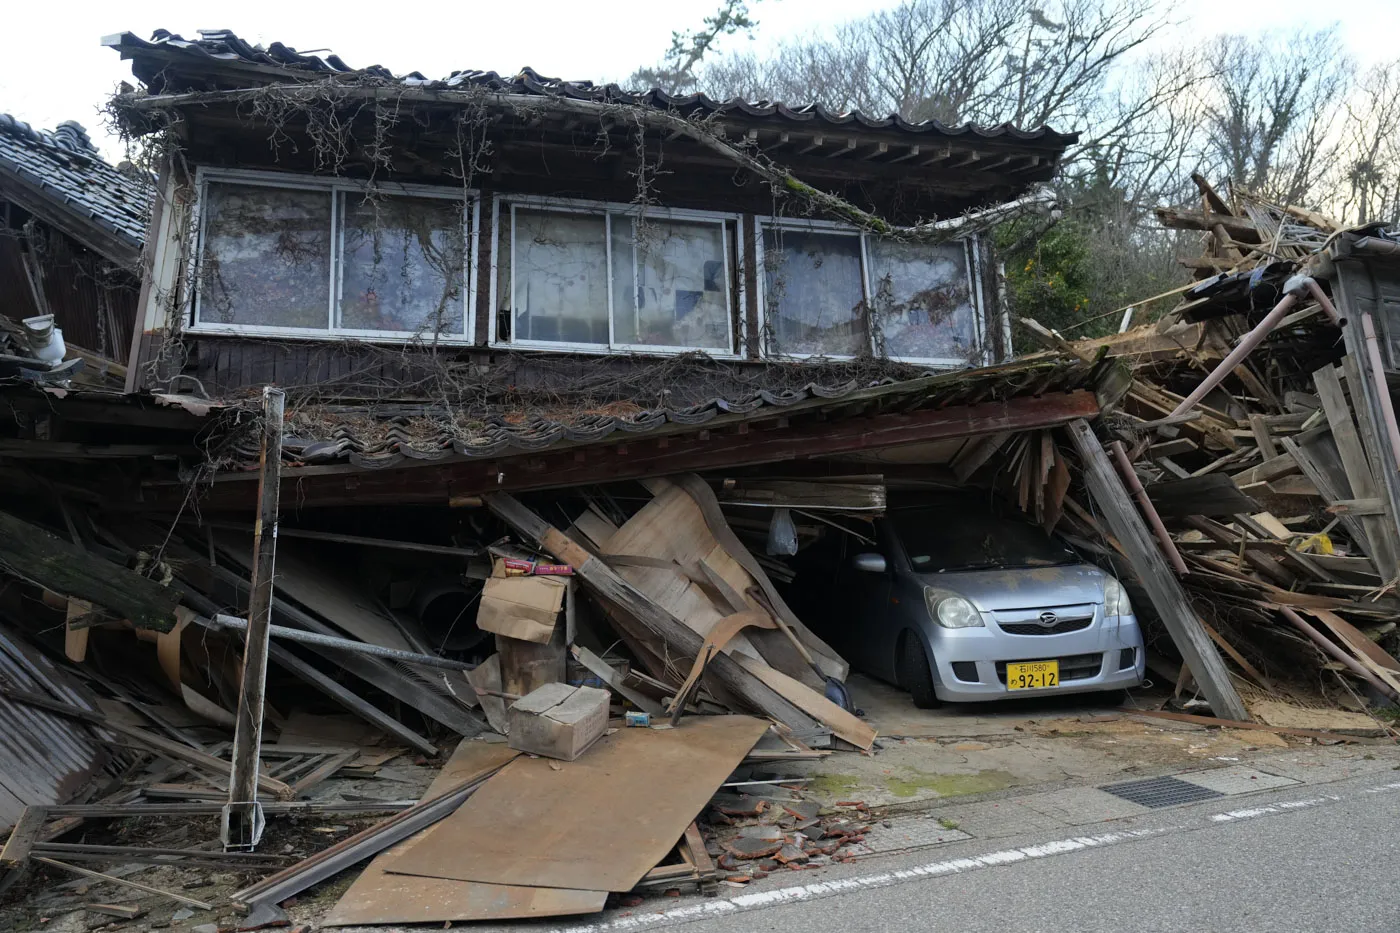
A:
387 715 769 892
323 741 607 926
0 511 180 631
731 654 877 751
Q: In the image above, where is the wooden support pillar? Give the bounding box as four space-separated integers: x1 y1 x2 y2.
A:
1066 419 1250 721
224 387 285 850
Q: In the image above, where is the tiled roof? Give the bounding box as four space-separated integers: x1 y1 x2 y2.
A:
198 355 1102 471
104 29 1077 147
0 114 152 257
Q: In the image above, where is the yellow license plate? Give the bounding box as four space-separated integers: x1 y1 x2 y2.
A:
1006 660 1059 690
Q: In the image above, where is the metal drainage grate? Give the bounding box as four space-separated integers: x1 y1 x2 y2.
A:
1098 776 1226 809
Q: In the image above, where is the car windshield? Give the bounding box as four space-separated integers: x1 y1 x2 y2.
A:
890 504 1077 572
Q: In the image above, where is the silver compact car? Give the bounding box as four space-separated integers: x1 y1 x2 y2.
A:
794 496 1145 707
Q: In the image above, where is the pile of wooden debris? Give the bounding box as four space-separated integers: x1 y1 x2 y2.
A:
1038 176 1400 713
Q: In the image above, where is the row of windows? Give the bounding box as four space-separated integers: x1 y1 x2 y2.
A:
189 168 988 365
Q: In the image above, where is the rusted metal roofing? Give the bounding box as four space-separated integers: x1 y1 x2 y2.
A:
103 30 1077 147
0 114 151 263
0 624 109 831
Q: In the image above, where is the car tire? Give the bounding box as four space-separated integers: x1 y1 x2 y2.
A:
898 631 941 709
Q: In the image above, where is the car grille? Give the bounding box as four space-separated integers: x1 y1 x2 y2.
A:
995 653 1103 685
999 617 1092 636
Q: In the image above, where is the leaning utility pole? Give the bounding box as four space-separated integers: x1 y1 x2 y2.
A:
223 386 285 849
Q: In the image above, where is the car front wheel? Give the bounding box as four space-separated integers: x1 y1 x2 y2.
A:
897 631 941 709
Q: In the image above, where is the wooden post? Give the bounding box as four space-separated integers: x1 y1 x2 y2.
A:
1066 419 1250 721
224 387 285 849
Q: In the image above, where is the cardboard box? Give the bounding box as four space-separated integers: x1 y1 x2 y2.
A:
476 560 566 644
507 683 610 761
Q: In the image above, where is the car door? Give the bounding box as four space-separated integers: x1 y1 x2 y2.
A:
837 519 899 682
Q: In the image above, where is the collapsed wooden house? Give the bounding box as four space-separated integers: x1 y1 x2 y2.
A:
1 26 1396 931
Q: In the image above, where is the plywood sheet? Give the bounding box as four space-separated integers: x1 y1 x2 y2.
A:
387 715 768 892
325 741 607 926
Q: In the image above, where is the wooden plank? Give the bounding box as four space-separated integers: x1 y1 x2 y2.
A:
0 511 180 631
1280 433 1373 564
484 494 829 743
570 646 664 716
1067 419 1250 721
1231 453 1299 486
732 654 876 750
385 716 769 892
1313 364 1400 572
1248 414 1279 458
0 806 48 866
1202 625 1274 692
1265 474 1320 496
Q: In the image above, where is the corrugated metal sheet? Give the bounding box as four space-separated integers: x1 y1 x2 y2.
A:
0 624 109 832
105 30 1077 147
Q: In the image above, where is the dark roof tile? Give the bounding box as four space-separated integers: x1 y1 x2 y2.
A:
0 113 152 253
105 30 1077 147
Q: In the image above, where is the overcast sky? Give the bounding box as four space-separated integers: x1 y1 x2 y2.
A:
1 0 1397 162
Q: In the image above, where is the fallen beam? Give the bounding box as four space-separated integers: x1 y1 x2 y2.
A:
1067 419 1250 721
0 510 181 631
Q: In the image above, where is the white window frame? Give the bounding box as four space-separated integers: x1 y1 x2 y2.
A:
186 166 479 345
756 216 985 367
489 194 743 358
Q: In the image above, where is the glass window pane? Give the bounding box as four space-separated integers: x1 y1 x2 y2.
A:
868 239 977 361
511 208 609 345
198 182 332 329
612 218 731 350
762 228 865 356
338 194 466 335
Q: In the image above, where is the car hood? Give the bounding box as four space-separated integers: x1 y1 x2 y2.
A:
918 564 1106 612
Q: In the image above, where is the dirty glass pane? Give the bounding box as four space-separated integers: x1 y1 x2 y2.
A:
762 228 865 357
338 194 466 336
611 218 731 350
197 182 332 329
867 239 977 362
511 208 609 345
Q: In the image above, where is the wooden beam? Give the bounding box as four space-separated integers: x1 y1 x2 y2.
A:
1066 419 1250 721
0 510 181 631
225 387 284 849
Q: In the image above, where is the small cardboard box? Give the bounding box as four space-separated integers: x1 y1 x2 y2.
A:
507 682 610 761
476 560 566 644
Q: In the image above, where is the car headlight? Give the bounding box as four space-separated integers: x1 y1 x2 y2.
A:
924 587 984 629
1104 576 1132 617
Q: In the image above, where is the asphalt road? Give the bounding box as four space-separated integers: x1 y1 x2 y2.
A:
538 768 1400 933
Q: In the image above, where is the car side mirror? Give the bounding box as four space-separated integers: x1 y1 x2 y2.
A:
852 553 888 574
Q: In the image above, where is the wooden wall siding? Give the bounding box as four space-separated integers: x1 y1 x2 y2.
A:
182 337 932 408
0 227 138 362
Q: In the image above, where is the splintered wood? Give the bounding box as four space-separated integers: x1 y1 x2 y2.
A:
1067 180 1400 711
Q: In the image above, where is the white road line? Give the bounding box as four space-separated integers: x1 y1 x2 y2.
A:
553 776 1400 933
